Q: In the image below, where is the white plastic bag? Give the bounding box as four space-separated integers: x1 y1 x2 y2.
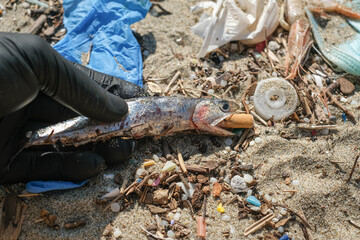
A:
191 0 279 57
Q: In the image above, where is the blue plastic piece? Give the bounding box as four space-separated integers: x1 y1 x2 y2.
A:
279 234 290 240
26 180 88 193
342 113 347 122
53 0 152 87
246 196 261 207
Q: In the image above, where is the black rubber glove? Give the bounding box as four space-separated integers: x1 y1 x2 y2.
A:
0 32 148 184
0 32 128 122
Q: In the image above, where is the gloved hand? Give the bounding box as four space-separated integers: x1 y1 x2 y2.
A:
0 32 148 184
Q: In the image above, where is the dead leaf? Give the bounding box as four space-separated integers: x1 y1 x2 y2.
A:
212 182 222 197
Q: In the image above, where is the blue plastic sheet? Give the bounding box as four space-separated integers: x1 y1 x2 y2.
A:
26 180 88 193
54 0 151 86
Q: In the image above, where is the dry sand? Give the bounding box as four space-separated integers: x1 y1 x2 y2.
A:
1 0 360 239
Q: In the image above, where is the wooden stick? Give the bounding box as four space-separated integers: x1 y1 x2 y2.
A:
103 180 137 212
18 193 43 197
244 213 275 236
27 14 47 34
250 110 268 126
164 71 181 94
347 154 359 182
177 149 187 174
234 128 251 151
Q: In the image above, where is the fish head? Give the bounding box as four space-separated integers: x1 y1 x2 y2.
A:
192 99 240 136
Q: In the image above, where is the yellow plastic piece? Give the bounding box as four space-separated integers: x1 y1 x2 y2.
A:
143 160 155 167
217 203 225 213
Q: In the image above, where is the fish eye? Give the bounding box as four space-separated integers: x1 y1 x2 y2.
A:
220 101 230 112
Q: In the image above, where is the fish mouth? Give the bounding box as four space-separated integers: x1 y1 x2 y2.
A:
210 113 254 136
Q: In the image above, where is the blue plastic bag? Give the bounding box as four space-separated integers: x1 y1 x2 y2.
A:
26 180 88 193
54 0 151 86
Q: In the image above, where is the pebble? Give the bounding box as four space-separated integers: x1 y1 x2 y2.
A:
224 176 230 184
208 89 215 94
303 118 310 123
225 146 231 152
220 80 227 87
136 168 144 177
329 116 336 123
160 220 169 227
351 100 358 105
243 174 253 184
264 194 272 202
190 73 197 80
320 129 329 135
268 41 280 51
249 206 261 211
247 189 253 197
222 215 231 221
147 179 154 185
219 55 224 62
210 177 218 183
113 229 122 238
249 141 255 146
246 196 261 207
278 226 285 233
20 2 30 8
174 212 181 221
280 208 287 216
340 96 347 103
168 212 174 219
143 50 149 56
292 180 300 186
181 194 188 201
313 75 323 87
162 161 177 172
230 175 247 193
111 203 121 212
337 77 355 95
272 217 279 223
167 230 175 238
254 137 262 144
103 174 114 179
225 138 233 146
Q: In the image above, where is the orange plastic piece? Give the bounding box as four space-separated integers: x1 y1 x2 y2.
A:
218 114 254 129
196 216 206 238
212 182 222 197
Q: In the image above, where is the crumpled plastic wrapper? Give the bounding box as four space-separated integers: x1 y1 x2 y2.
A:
191 0 279 57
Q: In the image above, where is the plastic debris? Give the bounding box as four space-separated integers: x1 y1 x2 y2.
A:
191 0 279 57
246 196 261 207
253 78 298 121
167 230 175 238
176 182 196 197
143 160 155 167
152 177 161 187
342 113 347 122
222 215 231 221
280 234 290 240
305 5 360 76
243 174 254 184
113 229 122 238
101 187 121 199
196 216 206 238
111 203 121 212
292 180 300 186
162 161 177 172
278 226 285 233
231 175 247 193
217 203 225 213
53 0 152 86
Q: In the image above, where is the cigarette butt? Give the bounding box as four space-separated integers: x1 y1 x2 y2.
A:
196 216 206 238
219 114 254 129
143 160 155 167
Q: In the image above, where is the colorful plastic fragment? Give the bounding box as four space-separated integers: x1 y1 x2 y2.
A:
217 203 225 213
246 196 261 207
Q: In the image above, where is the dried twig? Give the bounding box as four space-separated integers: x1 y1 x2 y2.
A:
164 71 181 94
244 213 275 236
348 219 360 229
140 226 173 240
347 154 359 182
250 110 267 126
234 128 251 151
177 149 187 174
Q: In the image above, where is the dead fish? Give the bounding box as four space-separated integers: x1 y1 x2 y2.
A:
25 97 242 147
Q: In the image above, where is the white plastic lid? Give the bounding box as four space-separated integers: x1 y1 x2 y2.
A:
253 78 298 121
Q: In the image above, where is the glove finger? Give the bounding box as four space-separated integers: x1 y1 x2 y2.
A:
94 137 135 165
0 151 105 184
72 62 149 99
